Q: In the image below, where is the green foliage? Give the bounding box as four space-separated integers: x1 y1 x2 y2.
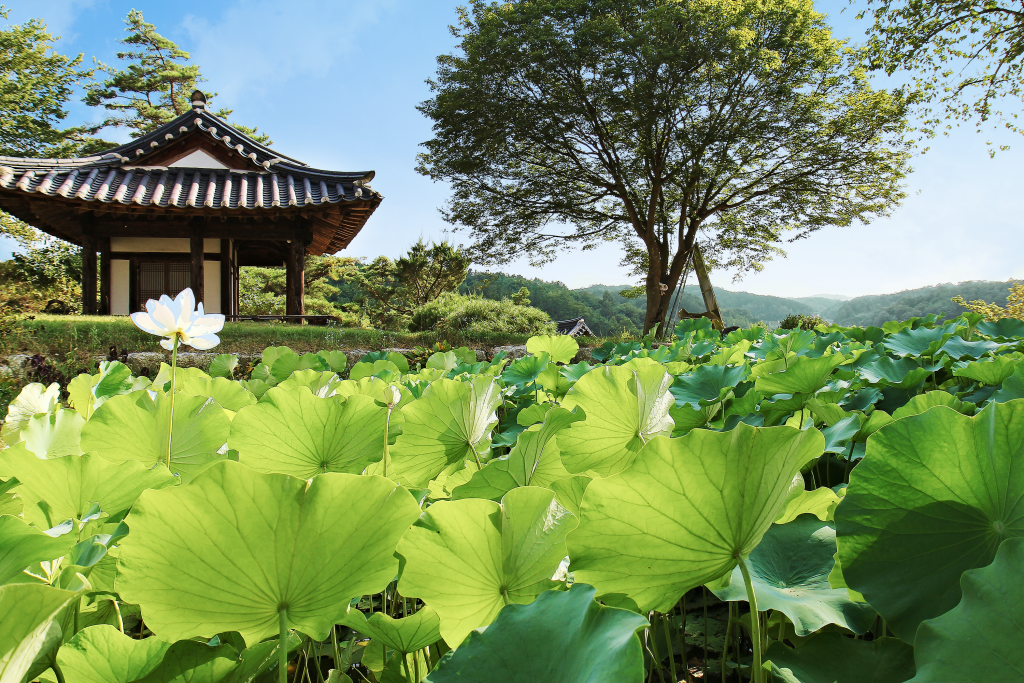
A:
779 313 827 331
355 240 471 329
83 10 270 142
408 292 554 339
418 0 911 334
860 0 1024 149
4 314 1024 681
238 256 363 323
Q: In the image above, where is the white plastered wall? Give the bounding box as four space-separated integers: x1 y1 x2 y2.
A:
204 261 221 314
111 260 130 315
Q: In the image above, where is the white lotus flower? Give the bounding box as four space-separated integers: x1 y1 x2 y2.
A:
130 288 225 351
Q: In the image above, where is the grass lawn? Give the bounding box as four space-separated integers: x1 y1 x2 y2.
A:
2 314 595 361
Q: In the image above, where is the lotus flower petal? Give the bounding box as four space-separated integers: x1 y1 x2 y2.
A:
184 334 220 350
130 312 165 336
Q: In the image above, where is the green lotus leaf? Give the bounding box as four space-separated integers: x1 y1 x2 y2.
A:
423 584 648 683
116 461 421 646
560 362 594 385
334 377 411 407
992 360 1024 403
228 386 387 478
891 391 964 419
179 377 257 412
361 351 410 373
452 407 584 501
0 515 75 585
909 537 1024 682
397 486 576 647
316 350 351 373
351 360 403 381
135 639 240 683
557 365 674 477
856 357 930 388
389 377 502 487
835 401 1024 641
260 346 294 369
151 365 211 392
515 403 550 427
548 476 591 518
710 515 874 635
81 392 230 482
754 354 846 396
501 354 549 387
567 424 823 612
209 354 239 379
0 448 176 530
882 326 954 358
270 369 339 397
938 337 1005 360
775 487 842 524
21 409 86 458
976 318 1024 339
1 382 59 444
270 351 328 384
0 582 79 683
805 398 853 427
670 364 750 409
821 415 862 454
765 632 915 683
68 362 137 420
952 356 1019 385
526 335 579 365
340 606 441 654
58 625 170 683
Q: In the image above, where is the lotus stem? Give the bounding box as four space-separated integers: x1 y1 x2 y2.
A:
721 601 733 681
52 662 67 683
331 626 341 671
167 334 179 471
662 612 678 683
703 586 709 680
383 404 393 478
278 608 289 683
739 557 764 683
113 600 124 634
402 652 414 682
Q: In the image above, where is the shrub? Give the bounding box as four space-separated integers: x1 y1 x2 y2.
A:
778 313 827 330
408 292 555 338
953 282 1024 321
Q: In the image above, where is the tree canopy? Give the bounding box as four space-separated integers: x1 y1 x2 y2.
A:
84 10 271 144
417 0 913 334
859 0 1024 151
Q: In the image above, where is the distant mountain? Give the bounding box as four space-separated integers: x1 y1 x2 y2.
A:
827 280 1014 327
809 293 852 301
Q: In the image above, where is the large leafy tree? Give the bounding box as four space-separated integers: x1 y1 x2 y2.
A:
0 8 105 158
84 10 271 143
417 0 912 335
859 0 1024 151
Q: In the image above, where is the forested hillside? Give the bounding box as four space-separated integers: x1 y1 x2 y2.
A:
462 272 1018 334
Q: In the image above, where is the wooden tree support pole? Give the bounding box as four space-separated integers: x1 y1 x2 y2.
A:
692 244 725 331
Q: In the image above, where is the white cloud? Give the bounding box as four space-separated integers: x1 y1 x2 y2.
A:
180 0 398 105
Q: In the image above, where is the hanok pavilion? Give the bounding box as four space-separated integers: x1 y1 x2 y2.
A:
0 91 381 317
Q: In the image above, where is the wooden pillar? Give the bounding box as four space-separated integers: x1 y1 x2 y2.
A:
190 223 205 304
99 237 111 315
285 237 305 318
220 239 231 318
81 234 97 315
232 244 240 317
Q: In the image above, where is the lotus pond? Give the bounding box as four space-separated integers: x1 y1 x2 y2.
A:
2 313 1024 683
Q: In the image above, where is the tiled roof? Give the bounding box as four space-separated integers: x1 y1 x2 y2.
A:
556 317 595 337
0 160 373 210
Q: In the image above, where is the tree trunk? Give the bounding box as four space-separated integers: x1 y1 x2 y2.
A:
642 245 695 338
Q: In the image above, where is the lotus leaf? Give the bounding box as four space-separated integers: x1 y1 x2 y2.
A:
775 488 842 524
21 409 86 458
81 392 230 481
976 318 1024 339
835 401 1024 641
340 606 441 654
568 424 823 612
891 391 965 419
856 357 930 388
389 377 502 487
179 377 257 412
938 336 1004 360
116 461 421 646
952 356 1019 385
557 365 674 477
0 582 79 683
501 354 549 387
1 382 60 443
991 360 1024 403
229 386 387 478
765 632 915 683
57 625 170 683
209 354 239 379
670 364 750 409
710 515 874 635
909 537 1024 682
424 584 647 683
882 326 954 358
754 355 846 396
0 448 176 530
397 486 576 646
526 335 579 365
0 515 75 585
452 407 584 501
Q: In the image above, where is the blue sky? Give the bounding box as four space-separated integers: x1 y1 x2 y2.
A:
2 0 1021 299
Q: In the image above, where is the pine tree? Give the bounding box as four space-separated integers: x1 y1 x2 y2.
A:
84 10 271 144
